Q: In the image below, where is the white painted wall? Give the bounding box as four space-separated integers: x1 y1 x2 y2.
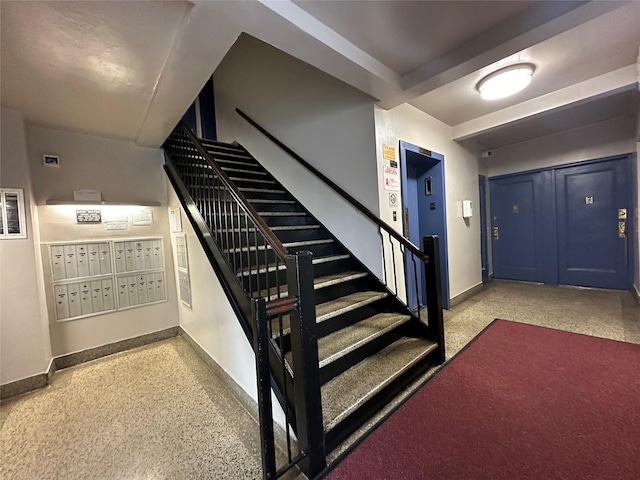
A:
213 34 382 276
1 108 52 385
26 126 179 357
166 186 258 405
486 116 636 177
374 104 482 301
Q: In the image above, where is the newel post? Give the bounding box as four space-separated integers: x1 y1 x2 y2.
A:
252 297 277 479
423 236 446 364
286 251 326 477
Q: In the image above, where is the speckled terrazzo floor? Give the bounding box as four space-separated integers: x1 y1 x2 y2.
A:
444 280 640 359
2 281 638 478
0 337 268 480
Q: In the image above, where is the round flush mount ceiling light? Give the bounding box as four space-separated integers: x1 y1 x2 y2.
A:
476 63 535 100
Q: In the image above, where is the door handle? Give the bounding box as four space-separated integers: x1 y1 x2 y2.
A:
618 209 628 265
493 226 499 239
618 220 626 238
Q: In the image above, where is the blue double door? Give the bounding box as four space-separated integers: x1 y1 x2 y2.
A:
490 156 632 290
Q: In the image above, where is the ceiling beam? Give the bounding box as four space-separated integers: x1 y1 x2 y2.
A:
452 65 638 142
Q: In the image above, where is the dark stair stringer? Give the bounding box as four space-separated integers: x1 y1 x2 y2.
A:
163 130 444 469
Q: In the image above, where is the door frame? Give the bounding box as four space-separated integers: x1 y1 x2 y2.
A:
479 175 489 282
399 141 450 309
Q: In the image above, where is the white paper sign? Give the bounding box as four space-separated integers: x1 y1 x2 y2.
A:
383 166 400 191
170 208 182 232
132 210 153 226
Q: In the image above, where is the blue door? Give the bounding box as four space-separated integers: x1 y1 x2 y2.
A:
555 158 631 289
490 172 545 282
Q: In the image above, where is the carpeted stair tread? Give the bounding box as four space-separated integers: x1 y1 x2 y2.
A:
318 313 412 367
271 289 387 338
321 337 438 431
316 291 388 323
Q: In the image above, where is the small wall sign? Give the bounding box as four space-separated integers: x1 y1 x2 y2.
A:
383 166 400 191
132 210 153 226
43 154 60 167
382 144 396 161
76 210 102 223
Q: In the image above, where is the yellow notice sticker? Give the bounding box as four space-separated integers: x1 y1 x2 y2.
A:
383 144 396 161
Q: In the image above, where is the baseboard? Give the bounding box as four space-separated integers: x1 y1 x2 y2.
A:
0 359 55 401
178 326 292 454
1 327 178 402
450 282 484 308
178 326 258 417
54 327 179 370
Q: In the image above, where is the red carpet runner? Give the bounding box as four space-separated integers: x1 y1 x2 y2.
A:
324 320 640 480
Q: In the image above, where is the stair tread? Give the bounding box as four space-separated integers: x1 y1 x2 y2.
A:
271 225 321 231
316 291 387 323
199 140 244 151
238 254 350 276
227 238 332 254
258 271 367 300
256 211 307 217
218 225 321 233
321 337 437 431
248 199 296 204
229 177 276 185
208 158 262 169
318 313 412 367
221 166 267 176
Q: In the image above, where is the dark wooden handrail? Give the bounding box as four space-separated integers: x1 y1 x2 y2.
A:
179 122 290 261
235 108 429 263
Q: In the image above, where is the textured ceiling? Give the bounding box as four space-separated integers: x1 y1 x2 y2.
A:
1 0 637 150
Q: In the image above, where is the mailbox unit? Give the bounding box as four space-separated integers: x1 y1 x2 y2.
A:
49 237 166 322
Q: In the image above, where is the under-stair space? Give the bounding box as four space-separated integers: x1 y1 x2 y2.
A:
163 122 444 479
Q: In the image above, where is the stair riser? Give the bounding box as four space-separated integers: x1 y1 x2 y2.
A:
238 257 356 297
312 276 375 305
311 257 360 280
240 270 288 296
214 228 331 247
187 175 277 189
180 166 269 182
315 302 388 339
206 152 258 166
239 190 294 201
227 243 341 272
206 194 301 211
273 229 331 244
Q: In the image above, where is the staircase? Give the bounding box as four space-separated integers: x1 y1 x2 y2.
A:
163 121 444 479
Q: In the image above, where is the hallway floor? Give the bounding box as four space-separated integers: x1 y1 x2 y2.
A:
444 280 640 358
1 280 638 479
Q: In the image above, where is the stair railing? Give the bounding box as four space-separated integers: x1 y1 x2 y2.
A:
235 109 445 362
163 124 326 479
